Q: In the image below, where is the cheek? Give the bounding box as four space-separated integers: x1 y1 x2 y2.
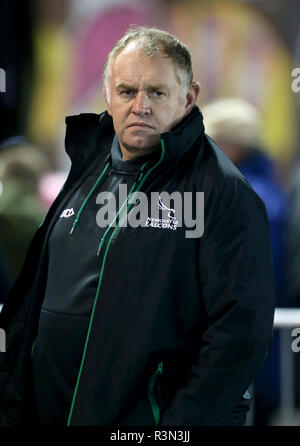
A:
110 108 127 128
155 103 184 130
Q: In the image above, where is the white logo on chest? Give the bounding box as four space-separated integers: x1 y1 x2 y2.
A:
145 196 179 231
60 208 75 218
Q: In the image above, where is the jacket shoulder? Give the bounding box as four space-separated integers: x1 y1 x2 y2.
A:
64 111 114 164
195 134 268 217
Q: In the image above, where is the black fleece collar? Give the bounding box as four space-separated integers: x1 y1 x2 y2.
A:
64 105 205 171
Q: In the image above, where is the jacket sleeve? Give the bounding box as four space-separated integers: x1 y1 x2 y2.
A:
160 177 276 426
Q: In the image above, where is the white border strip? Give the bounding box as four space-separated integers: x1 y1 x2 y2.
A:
273 308 300 328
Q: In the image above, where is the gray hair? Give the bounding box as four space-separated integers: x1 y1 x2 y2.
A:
103 26 193 104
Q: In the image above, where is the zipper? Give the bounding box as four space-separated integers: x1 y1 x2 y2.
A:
95 162 149 256
148 361 164 426
66 140 166 426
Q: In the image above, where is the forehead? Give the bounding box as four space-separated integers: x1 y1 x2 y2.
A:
110 44 180 87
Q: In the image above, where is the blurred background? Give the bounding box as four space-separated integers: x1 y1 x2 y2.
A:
1 0 300 426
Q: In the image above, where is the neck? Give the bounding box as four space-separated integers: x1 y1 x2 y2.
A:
120 144 160 161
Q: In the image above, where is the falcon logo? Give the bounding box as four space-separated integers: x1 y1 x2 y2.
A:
158 196 175 218
60 208 75 218
145 196 179 231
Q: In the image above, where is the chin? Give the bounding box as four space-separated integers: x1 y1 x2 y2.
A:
125 137 160 152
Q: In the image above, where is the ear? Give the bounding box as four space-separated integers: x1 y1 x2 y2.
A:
103 85 112 116
184 81 201 115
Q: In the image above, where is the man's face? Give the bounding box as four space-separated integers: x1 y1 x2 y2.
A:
105 42 199 159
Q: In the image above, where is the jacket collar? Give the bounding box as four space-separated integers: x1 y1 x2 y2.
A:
159 105 204 169
64 105 205 170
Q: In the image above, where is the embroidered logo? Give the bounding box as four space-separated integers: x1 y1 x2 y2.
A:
145 196 179 231
60 208 75 218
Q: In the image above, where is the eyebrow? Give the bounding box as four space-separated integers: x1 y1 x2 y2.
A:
115 82 169 91
115 83 137 90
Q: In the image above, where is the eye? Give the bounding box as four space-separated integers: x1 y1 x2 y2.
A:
120 90 136 97
151 90 165 98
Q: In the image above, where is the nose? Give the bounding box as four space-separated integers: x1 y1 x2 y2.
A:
132 91 151 115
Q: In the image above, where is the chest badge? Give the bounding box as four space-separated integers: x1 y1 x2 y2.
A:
145 196 179 231
60 208 75 218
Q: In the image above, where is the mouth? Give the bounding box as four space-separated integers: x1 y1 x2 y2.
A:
127 122 154 129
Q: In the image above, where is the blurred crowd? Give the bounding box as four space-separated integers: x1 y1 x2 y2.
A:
0 138 66 300
1 0 300 427
203 98 288 425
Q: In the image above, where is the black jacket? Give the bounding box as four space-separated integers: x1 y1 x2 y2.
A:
0 106 275 426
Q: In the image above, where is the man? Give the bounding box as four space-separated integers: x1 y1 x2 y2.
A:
0 26 275 426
